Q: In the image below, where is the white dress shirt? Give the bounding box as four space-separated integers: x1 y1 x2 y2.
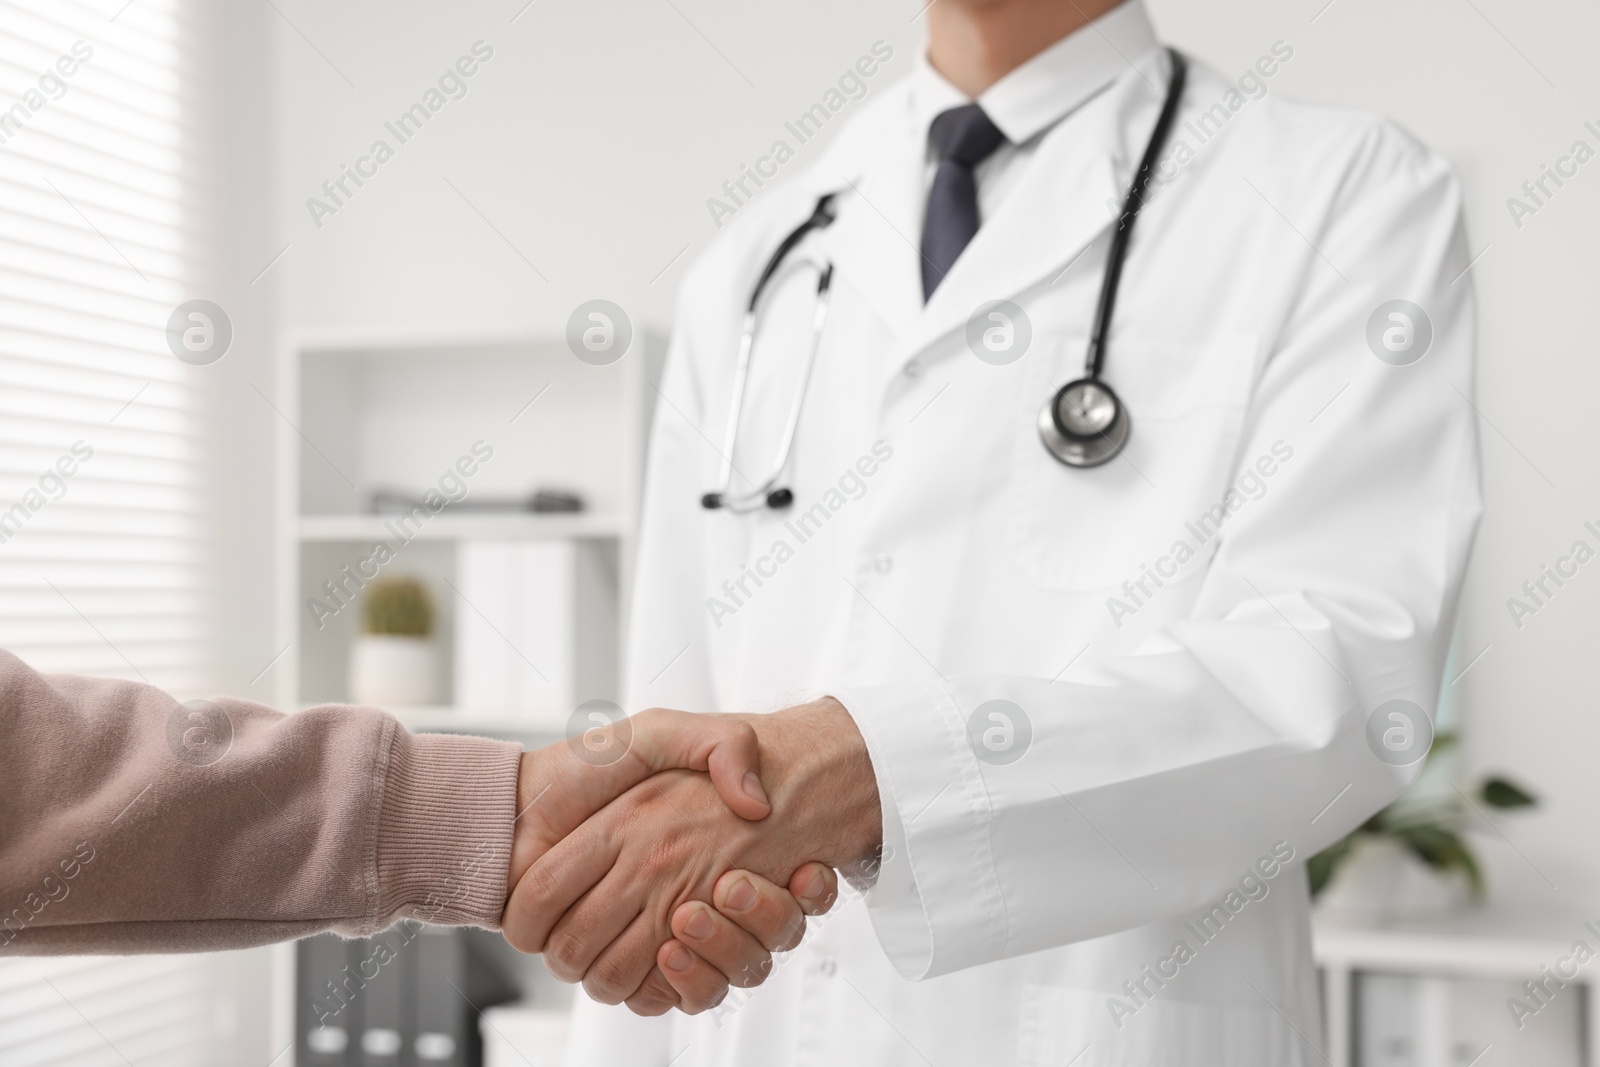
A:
913 0 1159 226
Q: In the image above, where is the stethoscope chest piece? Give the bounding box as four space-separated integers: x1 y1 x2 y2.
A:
1038 378 1129 468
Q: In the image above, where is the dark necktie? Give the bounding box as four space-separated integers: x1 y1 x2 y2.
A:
920 103 1007 301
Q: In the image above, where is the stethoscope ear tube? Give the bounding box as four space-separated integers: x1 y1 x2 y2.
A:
1039 48 1187 469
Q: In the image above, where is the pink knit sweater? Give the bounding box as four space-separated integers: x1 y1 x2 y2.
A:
0 650 522 954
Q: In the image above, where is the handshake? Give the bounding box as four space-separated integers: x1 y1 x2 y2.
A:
497 698 883 1015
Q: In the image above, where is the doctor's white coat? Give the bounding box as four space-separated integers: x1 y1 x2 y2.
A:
567 31 1481 1067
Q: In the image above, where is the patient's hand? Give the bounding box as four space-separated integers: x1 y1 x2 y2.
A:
506 708 773 896
502 699 880 1013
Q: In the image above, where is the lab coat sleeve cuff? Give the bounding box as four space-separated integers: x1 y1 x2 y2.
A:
829 680 1008 980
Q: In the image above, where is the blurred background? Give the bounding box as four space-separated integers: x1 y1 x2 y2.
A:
0 0 1596 1064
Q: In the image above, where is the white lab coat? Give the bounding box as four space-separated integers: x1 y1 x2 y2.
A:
567 32 1480 1067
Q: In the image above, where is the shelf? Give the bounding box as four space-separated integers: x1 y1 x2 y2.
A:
1314 905 1587 975
387 706 569 737
297 512 628 543
288 328 599 357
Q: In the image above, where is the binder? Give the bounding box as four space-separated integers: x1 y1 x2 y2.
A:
298 926 517 1067
359 924 410 1066
414 927 517 1067
298 933 358 1066
454 540 576 711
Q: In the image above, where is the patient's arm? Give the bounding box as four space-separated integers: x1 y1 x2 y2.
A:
0 649 774 955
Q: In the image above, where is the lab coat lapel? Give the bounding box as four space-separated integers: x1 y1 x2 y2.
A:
809 108 926 345
903 106 1122 368
791 61 1162 380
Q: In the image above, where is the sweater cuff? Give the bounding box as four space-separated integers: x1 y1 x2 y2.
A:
374 730 523 929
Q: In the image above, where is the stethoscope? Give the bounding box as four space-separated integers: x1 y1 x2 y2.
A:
701 194 838 512
703 48 1188 511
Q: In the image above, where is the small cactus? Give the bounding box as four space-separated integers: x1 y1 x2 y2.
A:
362 577 434 637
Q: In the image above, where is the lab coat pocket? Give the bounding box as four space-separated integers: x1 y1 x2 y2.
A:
1018 984 1300 1067
1005 333 1257 592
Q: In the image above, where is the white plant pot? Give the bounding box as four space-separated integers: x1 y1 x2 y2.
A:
349 635 437 707
1315 835 1470 924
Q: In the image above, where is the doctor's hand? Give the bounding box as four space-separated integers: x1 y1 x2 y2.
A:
502 698 882 1012
626 861 840 1016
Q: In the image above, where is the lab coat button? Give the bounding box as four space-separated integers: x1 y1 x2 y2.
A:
873 553 893 574
904 359 922 377
820 956 837 976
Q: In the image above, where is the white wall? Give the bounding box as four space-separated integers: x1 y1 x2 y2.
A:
191 0 283 700
265 0 1600 906
268 0 921 334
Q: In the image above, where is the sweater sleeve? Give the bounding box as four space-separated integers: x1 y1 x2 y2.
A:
0 649 522 955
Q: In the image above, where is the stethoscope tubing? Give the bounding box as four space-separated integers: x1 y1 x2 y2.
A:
709 312 758 504
711 265 834 513
1081 47 1188 383
703 197 839 512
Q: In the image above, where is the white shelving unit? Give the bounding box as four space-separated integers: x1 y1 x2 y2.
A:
272 329 662 738
270 329 661 1064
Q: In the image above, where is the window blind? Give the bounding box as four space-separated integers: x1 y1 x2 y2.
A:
0 0 202 694
0 955 218 1067
0 3 227 1065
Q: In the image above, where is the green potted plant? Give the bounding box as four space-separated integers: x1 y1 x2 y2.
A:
1311 732 1536 921
348 576 437 706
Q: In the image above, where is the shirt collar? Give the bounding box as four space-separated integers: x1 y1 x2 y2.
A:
911 0 1160 150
